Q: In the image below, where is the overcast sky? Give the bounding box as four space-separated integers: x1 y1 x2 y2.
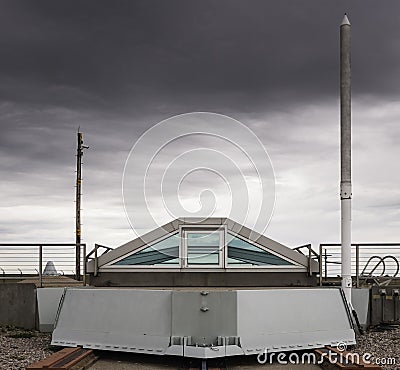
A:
1 0 400 253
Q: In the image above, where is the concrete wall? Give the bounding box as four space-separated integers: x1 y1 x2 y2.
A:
0 283 37 329
370 285 400 326
89 271 318 287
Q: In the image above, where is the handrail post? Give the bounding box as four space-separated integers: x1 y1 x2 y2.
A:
319 244 323 286
324 248 328 282
38 245 43 288
94 244 98 277
356 244 360 288
308 244 312 277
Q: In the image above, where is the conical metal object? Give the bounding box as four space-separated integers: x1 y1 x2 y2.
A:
43 261 58 276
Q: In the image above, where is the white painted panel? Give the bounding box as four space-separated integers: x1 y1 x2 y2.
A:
52 287 356 358
237 288 355 353
52 288 172 354
351 287 370 328
37 287 65 332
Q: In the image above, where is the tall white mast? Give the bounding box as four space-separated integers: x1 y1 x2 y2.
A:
340 13 352 304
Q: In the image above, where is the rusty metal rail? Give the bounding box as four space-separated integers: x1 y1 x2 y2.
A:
26 347 97 369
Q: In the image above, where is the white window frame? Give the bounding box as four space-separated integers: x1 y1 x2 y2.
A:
181 225 226 269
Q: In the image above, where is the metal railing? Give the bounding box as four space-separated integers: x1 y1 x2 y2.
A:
293 244 319 277
85 244 113 277
0 243 86 287
319 243 400 287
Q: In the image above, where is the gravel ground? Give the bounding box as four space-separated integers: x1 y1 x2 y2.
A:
353 325 400 370
0 326 52 370
89 352 323 369
0 325 398 369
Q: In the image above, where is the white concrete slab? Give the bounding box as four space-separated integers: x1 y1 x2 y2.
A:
37 287 65 332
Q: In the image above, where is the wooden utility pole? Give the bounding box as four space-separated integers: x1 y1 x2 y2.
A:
75 131 88 280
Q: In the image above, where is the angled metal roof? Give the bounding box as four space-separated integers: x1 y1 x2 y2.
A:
88 217 318 272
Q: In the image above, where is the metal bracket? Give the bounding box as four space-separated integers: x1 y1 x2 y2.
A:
340 183 352 199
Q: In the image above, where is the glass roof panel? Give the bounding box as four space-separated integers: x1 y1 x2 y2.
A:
186 231 220 266
227 233 293 266
113 234 180 265
187 232 220 246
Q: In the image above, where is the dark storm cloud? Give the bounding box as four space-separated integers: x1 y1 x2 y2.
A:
1 0 400 114
1 0 400 249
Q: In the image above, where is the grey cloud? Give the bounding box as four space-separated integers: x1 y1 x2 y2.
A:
1 1 400 250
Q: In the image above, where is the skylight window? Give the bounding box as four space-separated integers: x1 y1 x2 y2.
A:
113 233 180 265
185 231 221 266
111 228 295 268
227 233 293 266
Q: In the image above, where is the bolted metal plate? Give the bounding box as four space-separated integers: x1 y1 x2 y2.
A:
52 287 355 358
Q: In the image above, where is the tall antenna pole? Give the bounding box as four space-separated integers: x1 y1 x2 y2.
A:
75 131 88 280
340 13 352 304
